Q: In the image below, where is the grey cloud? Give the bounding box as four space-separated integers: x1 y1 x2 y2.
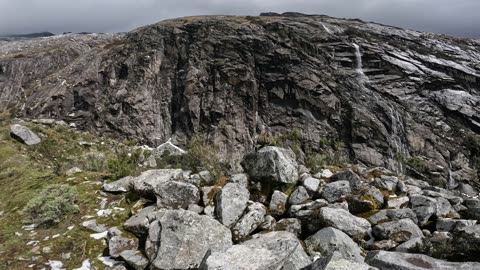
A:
1 0 479 38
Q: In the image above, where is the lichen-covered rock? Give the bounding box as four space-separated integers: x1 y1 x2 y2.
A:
366 250 480 270
410 194 437 226
368 208 418 225
242 146 298 184
119 250 148 270
231 202 266 241
321 181 351 203
318 207 371 239
372 218 423 243
305 251 371 270
386 196 410 209
303 177 321 194
10 124 41 145
269 190 289 216
436 217 476 232
215 183 249 227
289 186 310 205
123 205 160 238
201 231 310 270
331 169 362 191
107 227 139 258
103 176 134 193
154 180 200 209
275 218 302 237
304 227 363 262
374 176 399 192
132 169 184 199
148 209 232 269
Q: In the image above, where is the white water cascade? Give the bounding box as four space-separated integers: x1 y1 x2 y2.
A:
447 162 458 190
388 105 409 174
353 43 368 83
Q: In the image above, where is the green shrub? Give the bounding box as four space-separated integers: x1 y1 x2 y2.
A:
107 148 142 179
187 136 225 181
23 184 79 227
305 152 328 174
257 134 278 146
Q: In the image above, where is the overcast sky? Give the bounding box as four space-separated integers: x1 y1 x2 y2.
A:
1 0 479 38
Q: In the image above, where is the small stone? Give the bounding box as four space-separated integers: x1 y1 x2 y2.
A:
232 202 266 241
372 219 423 243
66 167 82 176
303 177 321 194
215 183 250 227
387 196 409 209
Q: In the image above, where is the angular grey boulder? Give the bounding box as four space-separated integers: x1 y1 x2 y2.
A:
269 190 289 216
154 180 200 209
132 169 184 199
372 218 423 243
242 146 298 184
303 177 321 194
374 176 399 192
215 183 250 227
305 251 371 270
201 231 311 270
148 209 232 270
304 227 363 262
10 124 41 145
103 176 134 193
231 202 266 241
107 227 138 258
366 250 480 270
436 218 477 232
123 205 159 237
318 207 371 239
331 169 362 191
81 219 107 233
410 194 437 226
119 250 148 270
368 208 418 225
275 218 302 237
289 186 310 205
321 180 351 203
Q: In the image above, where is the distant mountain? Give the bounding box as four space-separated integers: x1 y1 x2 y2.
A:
0 14 479 187
0 32 55 42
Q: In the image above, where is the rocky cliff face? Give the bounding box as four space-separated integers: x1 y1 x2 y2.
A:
1 13 479 186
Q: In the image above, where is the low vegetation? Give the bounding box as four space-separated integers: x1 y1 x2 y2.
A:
23 184 79 226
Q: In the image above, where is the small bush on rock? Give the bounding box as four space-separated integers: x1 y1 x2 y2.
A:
107 148 142 179
188 136 226 181
23 184 79 227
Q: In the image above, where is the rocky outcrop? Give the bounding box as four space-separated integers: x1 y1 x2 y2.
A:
3 14 478 185
10 124 41 145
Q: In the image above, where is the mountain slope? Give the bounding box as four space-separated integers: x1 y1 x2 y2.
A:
0 13 479 186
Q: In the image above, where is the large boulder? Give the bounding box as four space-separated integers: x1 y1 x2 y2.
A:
366 250 480 270
305 251 371 270
269 190 289 216
304 227 363 262
201 231 311 270
242 146 298 184
215 183 250 227
410 194 437 226
275 218 303 237
147 209 232 269
103 176 134 193
368 209 418 225
372 219 423 243
123 205 161 238
132 169 184 199
10 124 41 145
231 202 266 241
318 207 371 239
289 186 310 205
321 181 352 203
107 227 138 258
154 180 200 209
331 169 362 191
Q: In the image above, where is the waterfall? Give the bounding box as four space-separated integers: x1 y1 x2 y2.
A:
447 162 457 190
388 105 409 174
353 43 367 82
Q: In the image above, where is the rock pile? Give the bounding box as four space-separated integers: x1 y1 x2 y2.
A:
97 146 480 269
